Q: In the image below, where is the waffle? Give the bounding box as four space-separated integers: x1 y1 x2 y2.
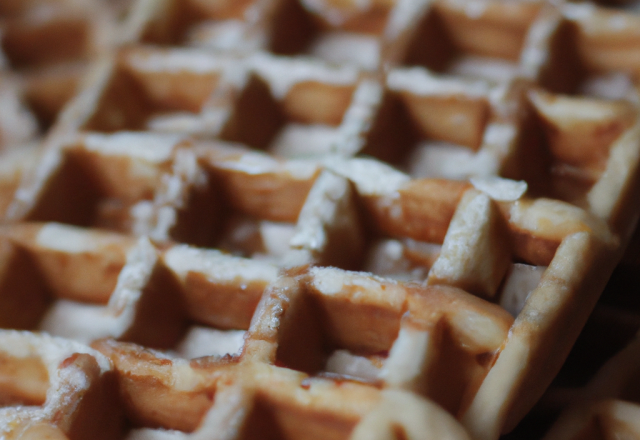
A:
0 331 122 439
0 0 124 151
543 329 640 439
1 0 640 439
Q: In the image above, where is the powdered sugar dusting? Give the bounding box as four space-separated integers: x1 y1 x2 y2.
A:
310 267 402 304
0 330 111 374
388 68 492 98
38 301 117 344
470 176 527 201
310 32 381 70
580 72 637 101
106 237 158 335
338 79 383 156
251 53 359 100
385 0 431 40
448 56 520 83
0 82 39 148
126 428 190 440
174 327 246 359
324 157 409 195
301 0 373 26
270 124 342 157
83 132 183 163
126 49 236 74
164 245 278 283
562 3 597 22
500 264 546 316
325 349 382 381
36 223 101 253
214 151 319 179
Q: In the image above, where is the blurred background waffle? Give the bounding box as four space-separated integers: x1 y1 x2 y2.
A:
1 0 640 439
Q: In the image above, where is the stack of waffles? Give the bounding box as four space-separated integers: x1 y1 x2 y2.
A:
1 0 640 439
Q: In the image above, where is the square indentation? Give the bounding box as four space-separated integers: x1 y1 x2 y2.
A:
268 0 394 70
362 79 494 176
274 268 404 381
507 90 636 208
219 61 359 157
163 245 279 359
320 161 472 282
402 0 542 81
544 5 640 98
82 48 225 134
28 133 179 231
168 147 319 250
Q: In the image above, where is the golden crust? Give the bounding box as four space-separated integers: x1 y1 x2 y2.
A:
1 0 640 439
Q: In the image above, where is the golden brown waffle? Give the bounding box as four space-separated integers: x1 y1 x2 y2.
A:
1 0 640 439
0 0 123 151
508 261 640 438
0 331 122 439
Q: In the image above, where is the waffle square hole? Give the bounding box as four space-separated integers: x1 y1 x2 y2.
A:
139 0 262 48
542 7 640 98
312 163 475 280
497 262 546 317
82 48 223 134
359 236 441 283
0 224 130 334
132 0 393 70
348 180 459 281
507 91 636 207
275 268 403 381
219 69 358 157
162 246 279 359
362 86 491 178
174 158 316 256
28 136 176 230
268 0 394 70
41 251 255 357
403 0 542 82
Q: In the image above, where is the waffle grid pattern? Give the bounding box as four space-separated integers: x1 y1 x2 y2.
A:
1 0 640 439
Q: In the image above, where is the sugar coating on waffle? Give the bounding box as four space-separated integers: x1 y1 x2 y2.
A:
0 331 121 440
1 0 640 439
